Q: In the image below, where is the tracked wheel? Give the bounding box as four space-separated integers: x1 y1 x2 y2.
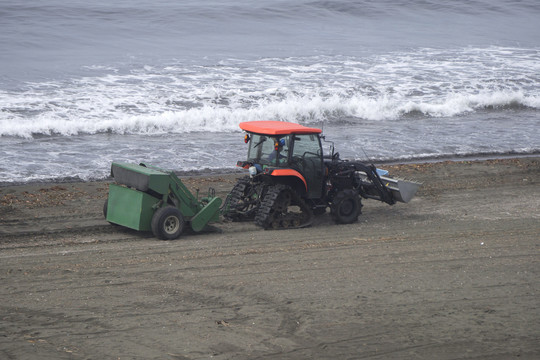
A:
223 176 261 221
331 189 362 224
255 184 313 230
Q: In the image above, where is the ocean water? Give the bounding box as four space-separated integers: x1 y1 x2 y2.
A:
1 0 539 184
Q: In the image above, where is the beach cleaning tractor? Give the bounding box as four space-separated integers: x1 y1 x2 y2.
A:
104 121 420 239
222 121 421 229
104 162 222 240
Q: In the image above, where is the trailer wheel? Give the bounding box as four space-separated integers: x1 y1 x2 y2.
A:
331 189 361 224
151 206 185 240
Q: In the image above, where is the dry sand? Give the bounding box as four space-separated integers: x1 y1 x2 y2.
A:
0 158 539 359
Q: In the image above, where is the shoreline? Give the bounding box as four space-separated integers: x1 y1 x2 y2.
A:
2 151 539 188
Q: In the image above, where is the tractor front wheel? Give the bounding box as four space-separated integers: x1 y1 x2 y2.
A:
151 206 185 240
331 189 362 224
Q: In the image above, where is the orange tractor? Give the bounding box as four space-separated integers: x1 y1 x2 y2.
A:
223 121 420 229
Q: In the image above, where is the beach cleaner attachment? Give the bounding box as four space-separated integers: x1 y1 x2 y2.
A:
104 162 222 240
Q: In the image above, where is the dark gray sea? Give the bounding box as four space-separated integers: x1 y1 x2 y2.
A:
1 0 539 184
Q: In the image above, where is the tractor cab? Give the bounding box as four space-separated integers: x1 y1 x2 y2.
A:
238 121 325 199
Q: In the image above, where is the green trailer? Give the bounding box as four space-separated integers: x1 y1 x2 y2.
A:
104 162 222 240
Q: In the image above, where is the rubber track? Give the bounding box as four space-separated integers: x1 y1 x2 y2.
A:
255 184 313 230
223 177 259 221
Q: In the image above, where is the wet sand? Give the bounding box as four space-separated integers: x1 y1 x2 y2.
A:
1 158 539 359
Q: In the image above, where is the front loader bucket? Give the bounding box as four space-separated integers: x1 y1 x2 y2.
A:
380 176 421 203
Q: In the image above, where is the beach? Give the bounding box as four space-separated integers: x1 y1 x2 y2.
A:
0 158 538 359
2 1 538 358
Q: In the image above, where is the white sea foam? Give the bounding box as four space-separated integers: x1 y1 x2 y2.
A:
1 0 539 184
1 47 539 138
1 47 539 183
1 88 538 138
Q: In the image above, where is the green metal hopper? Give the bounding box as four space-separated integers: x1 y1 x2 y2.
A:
104 162 222 240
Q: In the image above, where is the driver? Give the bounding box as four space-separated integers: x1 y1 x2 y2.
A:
268 138 287 163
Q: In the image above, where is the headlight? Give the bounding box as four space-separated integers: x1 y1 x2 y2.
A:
249 166 257 177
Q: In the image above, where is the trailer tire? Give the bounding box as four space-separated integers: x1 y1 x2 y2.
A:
331 189 361 224
151 206 185 240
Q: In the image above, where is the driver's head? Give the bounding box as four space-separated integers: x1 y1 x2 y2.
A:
275 138 285 150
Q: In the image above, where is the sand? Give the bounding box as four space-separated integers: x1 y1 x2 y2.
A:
0 158 539 359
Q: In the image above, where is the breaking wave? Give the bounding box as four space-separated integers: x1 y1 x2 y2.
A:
1 90 538 138
1 1 539 184
1 47 539 138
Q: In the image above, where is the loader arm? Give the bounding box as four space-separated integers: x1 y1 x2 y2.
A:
330 162 395 205
329 161 420 205
357 164 420 204
355 163 396 205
